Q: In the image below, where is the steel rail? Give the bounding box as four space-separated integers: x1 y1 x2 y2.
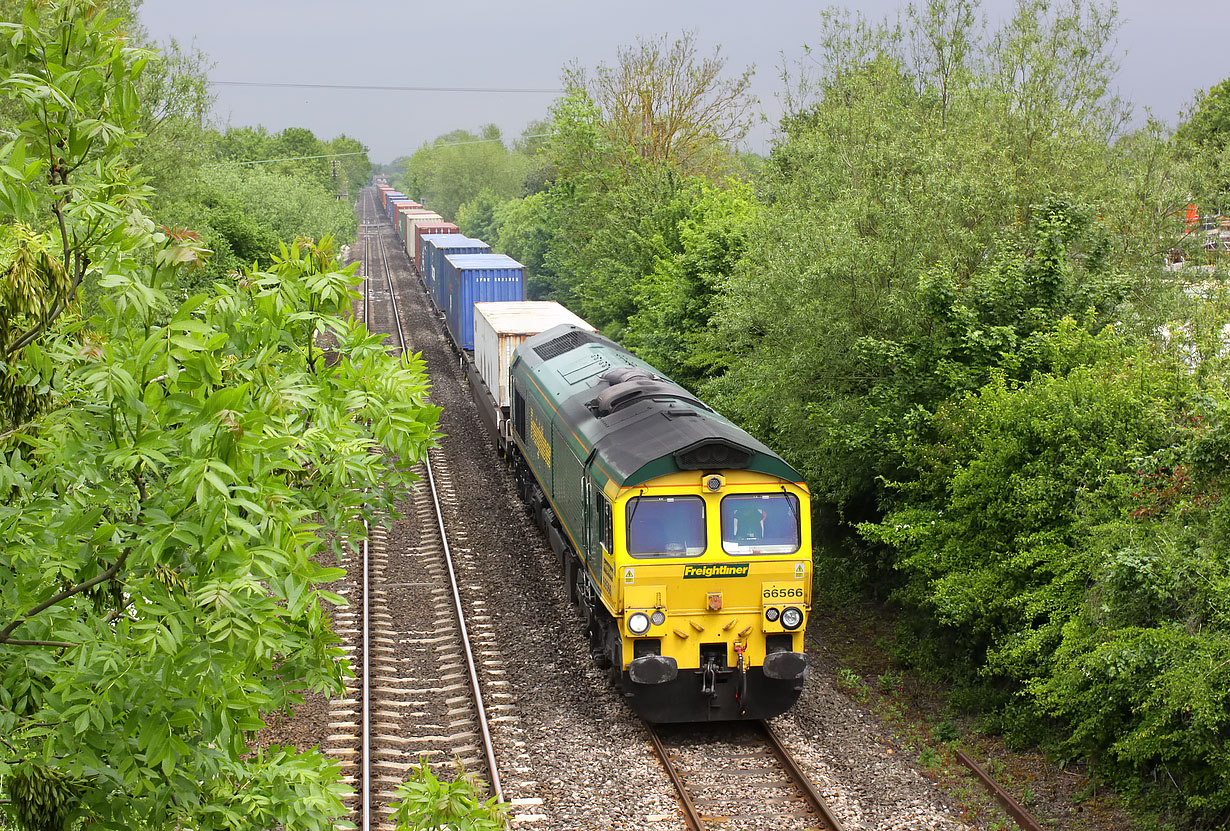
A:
955 750 1046 831
360 188 375 831
647 726 706 831
360 529 371 831
376 210 505 803
759 721 847 831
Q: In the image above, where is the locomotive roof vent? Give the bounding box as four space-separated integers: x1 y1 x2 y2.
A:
674 438 754 471
534 329 598 362
599 367 655 386
594 378 702 417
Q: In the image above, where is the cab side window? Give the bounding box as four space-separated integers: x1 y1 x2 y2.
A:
601 498 613 553
514 389 526 438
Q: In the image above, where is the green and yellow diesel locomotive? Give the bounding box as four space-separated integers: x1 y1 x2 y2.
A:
507 325 811 723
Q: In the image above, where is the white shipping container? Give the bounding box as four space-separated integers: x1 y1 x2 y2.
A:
400 211 441 242
473 301 596 409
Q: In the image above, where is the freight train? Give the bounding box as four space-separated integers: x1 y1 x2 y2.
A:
373 183 812 722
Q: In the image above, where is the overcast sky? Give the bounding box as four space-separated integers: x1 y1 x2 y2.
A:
138 0 1230 164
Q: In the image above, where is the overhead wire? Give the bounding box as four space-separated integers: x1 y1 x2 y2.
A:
211 80 561 94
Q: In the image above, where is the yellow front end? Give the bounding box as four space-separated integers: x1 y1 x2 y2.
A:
602 470 812 673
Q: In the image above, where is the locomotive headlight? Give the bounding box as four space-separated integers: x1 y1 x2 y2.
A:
650 610 666 627
765 607 780 622
627 612 651 635
780 606 803 630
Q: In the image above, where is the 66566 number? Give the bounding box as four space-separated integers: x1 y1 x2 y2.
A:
762 586 804 599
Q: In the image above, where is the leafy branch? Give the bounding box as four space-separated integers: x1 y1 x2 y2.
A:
0 473 146 645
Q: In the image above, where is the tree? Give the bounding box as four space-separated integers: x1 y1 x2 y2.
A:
157 162 358 295
622 180 757 387
563 31 755 181
1176 80 1230 152
129 37 215 199
1175 77 1230 214
456 188 505 243
213 125 274 163
272 126 332 188
0 4 440 828
1 0 154 425
706 0 1155 524
324 134 371 197
403 125 525 222
695 2 1230 819
492 192 556 300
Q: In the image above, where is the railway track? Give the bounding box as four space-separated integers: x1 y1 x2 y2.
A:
319 190 502 830
650 721 846 831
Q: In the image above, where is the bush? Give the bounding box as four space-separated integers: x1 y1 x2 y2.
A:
858 321 1230 820
388 762 507 831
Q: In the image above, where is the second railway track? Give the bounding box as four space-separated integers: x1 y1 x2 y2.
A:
321 190 504 830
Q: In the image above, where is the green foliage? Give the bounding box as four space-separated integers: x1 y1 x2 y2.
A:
456 188 507 244
0 228 439 829
443 40 755 349
522 88 755 343
703 0 1181 526
273 126 333 186
562 31 755 182
492 191 556 299
402 124 532 222
127 36 215 201
1175 78 1230 214
1177 78 1230 151
1025 380 1230 816
863 326 1181 669
0 4 439 828
475 10 1228 821
388 762 508 831
324 134 372 197
686 2 1225 821
623 180 758 387
158 162 358 296
856 320 1230 817
0 0 158 427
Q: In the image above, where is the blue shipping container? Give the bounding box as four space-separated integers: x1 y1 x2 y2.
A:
441 254 526 350
421 236 491 310
384 192 405 217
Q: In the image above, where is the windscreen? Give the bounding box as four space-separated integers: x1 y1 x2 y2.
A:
626 496 706 558
721 493 801 555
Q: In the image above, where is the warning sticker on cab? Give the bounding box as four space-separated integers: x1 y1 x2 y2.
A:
761 582 806 602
